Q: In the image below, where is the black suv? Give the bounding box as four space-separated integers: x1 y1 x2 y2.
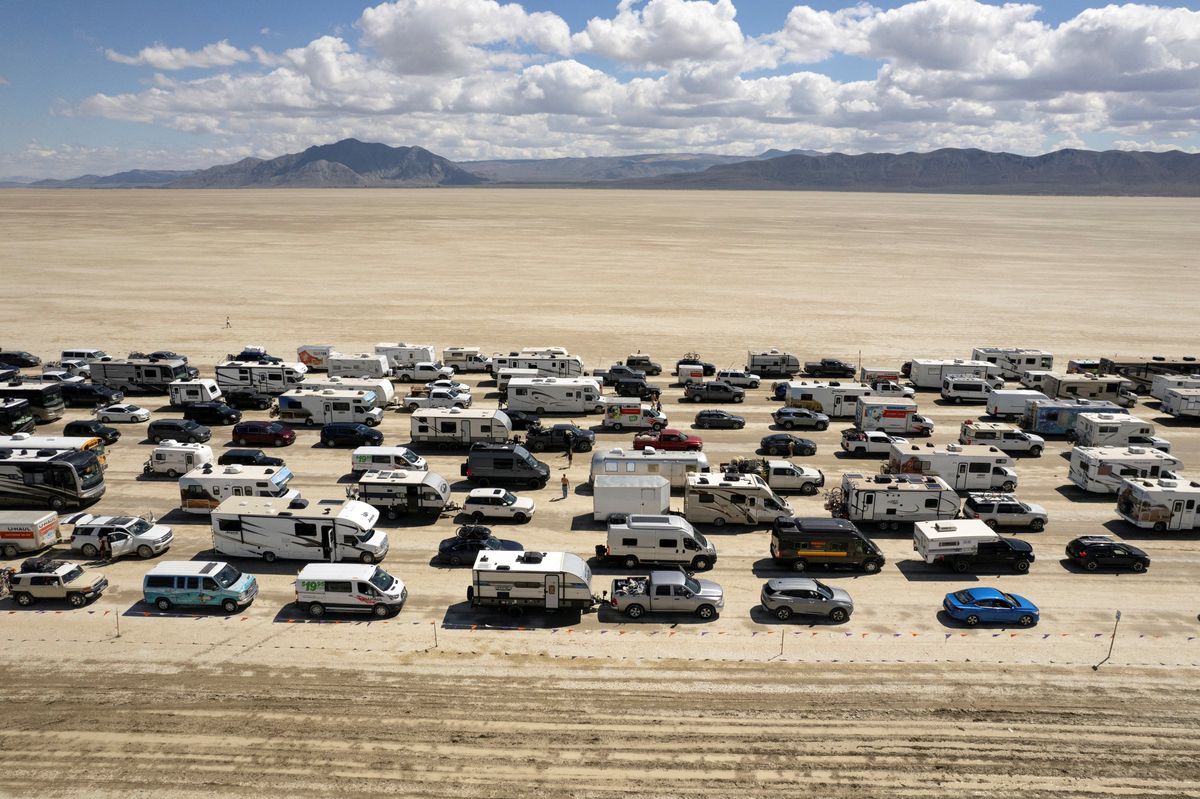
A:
1066 536 1149 572
501 409 540 431
614 379 661 400
320 422 383 448
218 448 286 468
60 382 123 408
938 538 1035 574
760 433 816 456
147 418 211 444
524 423 595 452
64 419 120 445
460 443 550 489
0 350 40 368
694 409 745 429
182 402 242 426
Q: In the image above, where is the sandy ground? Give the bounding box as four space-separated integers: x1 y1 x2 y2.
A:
1 189 1200 797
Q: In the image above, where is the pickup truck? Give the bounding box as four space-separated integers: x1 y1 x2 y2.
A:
403 387 471 411
614 378 662 400
869 380 916 398
525 423 596 452
393 362 455 383
610 571 724 620
840 430 908 455
592 364 646 385
719 457 824 495
624 354 662 376
804 358 856 378
683 381 745 403
633 428 703 451
8 559 109 607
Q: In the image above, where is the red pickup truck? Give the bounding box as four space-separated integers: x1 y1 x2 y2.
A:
632 428 703 452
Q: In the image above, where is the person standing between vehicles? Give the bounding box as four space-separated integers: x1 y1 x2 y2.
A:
98 532 111 562
560 474 569 500
787 438 795 458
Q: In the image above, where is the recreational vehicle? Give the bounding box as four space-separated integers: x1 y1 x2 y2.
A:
211 496 389 564
591 475 671 522
168 379 223 406
296 376 394 408
1150 374 1200 402
905 359 1000 389
215 359 308 406
0 433 109 469
347 468 451 519
178 463 298 513
327 353 390 380
1068 446 1182 494
489 352 585 378
296 344 337 370
274 388 384 427
1117 477 1200 531
602 514 716 570
469 550 595 613
1098 355 1200 393
1074 413 1170 451
785 381 873 416
826 473 959 530
90 358 190 394
1042 372 1136 406
409 408 513 447
888 442 1018 492
442 347 492 373
1162 388 1200 418
599 397 667 431
986 389 1049 420
143 441 213 478
0 399 35 435
374 342 437 369
970 348 1054 380
350 445 426 473
589 447 710 489
497 368 541 391
0 448 105 510
958 421 1045 455
683 473 793 527
747 349 801 378
1023 399 1128 436
506 377 604 414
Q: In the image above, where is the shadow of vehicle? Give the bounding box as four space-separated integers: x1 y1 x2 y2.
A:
1054 485 1117 503
896 559 979 582
441 600 584 629
596 604 716 626
748 604 849 626
749 558 874 579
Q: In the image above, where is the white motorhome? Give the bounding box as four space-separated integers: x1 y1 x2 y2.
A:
683 473 793 527
599 397 667 431
986 389 1049 420
168 379 223 406
296 376 395 408
211 496 389 564
469 550 594 612
327 353 390 380
1074 413 1170 452
785 381 874 416
826 473 959 530
489 352 585 378
888 443 1019 492
1068 446 1182 494
958 421 1045 455
143 441 214 478
940 375 1003 403
410 408 513 447
506 377 604 414
1117 477 1200 531
1162 388 1200 418
1019 370 1054 390
906 359 1000 389
747 349 801 377
1151 374 1200 402
971 348 1054 380
274 388 384 427
603 514 716 570
374 342 437 369
1042 372 1136 407
591 475 671 522
347 469 451 520
350 446 426 473
178 464 299 514
496 367 541 391
442 347 492 373
297 345 337 371
215 359 308 405
589 447 710 489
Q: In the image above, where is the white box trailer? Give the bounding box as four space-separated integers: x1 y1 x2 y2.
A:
375 342 436 369
497 367 541 391
1151 374 1200 402
592 475 671 522
683 473 793 527
211 496 389 564
1043 372 1136 406
179 464 299 514
1162 388 1200 418
907 359 1000 389
888 442 1019 492
1074 413 1169 451
1117 477 1200 531
274 388 384 427
589 447 710 489
0 510 60 557
296 376 395 408
786 381 874 416
348 468 451 520
986 389 1049 420
971 348 1054 380
506 377 604 414
327 353 390 380
747 349 801 378
410 408 512 447
854 396 934 435
599 397 667 431
442 347 492 373
827 473 959 530
143 441 213 478
168 379 223 406
297 345 337 371
1069 446 1182 494
469 550 594 612
860 367 903 384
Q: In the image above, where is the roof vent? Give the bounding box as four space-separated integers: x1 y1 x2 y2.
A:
517 551 544 564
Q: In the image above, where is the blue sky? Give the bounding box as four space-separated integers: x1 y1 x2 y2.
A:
3 0 1200 178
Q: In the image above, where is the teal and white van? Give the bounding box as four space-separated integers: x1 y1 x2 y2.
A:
143 560 258 613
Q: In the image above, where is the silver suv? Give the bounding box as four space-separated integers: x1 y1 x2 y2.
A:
961 493 1047 531
760 578 854 622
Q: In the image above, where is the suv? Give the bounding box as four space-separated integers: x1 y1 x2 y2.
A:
66 513 173 559
218 448 286 467
613 379 661 400
694 409 745 429
9 558 108 607
962 493 1047 531
232 347 281 363
761 433 816 456
436 530 522 566
0 350 40 368
1065 536 1150 572
462 488 536 523
773 407 829 430
684 381 745 403
716 369 761 388
232 421 296 447
524 423 596 453
183 401 242 426
625 354 662 376
460 442 550 489
60 382 123 407
676 354 715 376
63 419 120 445
320 422 383 448
147 418 211 444
760 578 853 622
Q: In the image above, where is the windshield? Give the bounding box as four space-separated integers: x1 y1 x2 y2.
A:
482 537 501 550
693 531 709 548
502 492 517 506
814 581 833 599
62 566 84 583
401 450 419 465
269 485 290 497
356 529 376 543
214 564 242 588
129 519 153 535
75 457 104 488
683 576 701 594
369 568 396 592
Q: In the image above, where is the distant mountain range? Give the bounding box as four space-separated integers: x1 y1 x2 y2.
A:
6 140 1198 195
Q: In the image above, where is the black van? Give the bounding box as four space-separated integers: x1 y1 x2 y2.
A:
770 517 885 574
460 443 550 489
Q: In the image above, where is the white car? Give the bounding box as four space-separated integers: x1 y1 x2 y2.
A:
94 403 151 423
424 379 471 395
463 488 536 523
65 513 174 559
716 369 762 388
38 371 85 384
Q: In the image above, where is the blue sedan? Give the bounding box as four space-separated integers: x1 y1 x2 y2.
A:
943 587 1039 627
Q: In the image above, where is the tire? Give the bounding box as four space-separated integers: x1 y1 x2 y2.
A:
81 543 99 558
307 602 325 618
802 447 816 456
476 477 490 488
612 422 623 431
965 614 980 626
1132 561 1146 573
578 442 592 452
360 551 377 564
2 544 17 558
784 421 795 430
625 604 646 619
712 517 726 528
1001 481 1016 493
262 551 277 563
984 519 998 529
513 512 529 524
829 607 848 623
1153 522 1166 532
67 593 85 608
816 422 828 431
651 422 664 432
791 559 807 573
863 559 882 574
101 416 111 423
535 407 545 415
1029 446 1043 457
1017 614 1035 627
166 468 178 478
222 599 238 614
400 375 412 383
154 435 165 444
305 417 317 427
691 556 710 571
237 438 248 446
155 597 172 611
372 603 392 618
1030 518 1045 532
1013 559 1030 573
800 483 817 496
471 511 485 523
385 508 399 521
14 592 33 607
49 496 65 512
530 441 545 452
1085 560 1099 571
696 604 716 620
734 396 744 404
623 555 639 569
137 545 154 559
407 404 419 412
449 555 463 566
750 382 759 389
953 559 970 573
775 605 793 621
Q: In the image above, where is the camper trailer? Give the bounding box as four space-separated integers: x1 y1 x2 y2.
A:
747 349 801 378
296 376 395 408
683 473 793 527
888 443 1019 492
1098 355 1200 393
274 388 384 427
906 359 1001 389
296 345 338 371
90 358 190 394
168 379 223 407
211 496 389 564
374 343 437 370
853 397 934 435
599 397 667 431
958 421 1045 455
143 441 214 478
1117 477 1200 531
178 464 298 513
1162 388 1200 418
469 550 595 613
591 475 671 522
589 447 710 489
505 377 604 414
215 359 308 407
327 353 390 380
347 469 451 519
1023 399 1128 436
1150 375 1200 402
1074 413 1170 451
1042 373 1136 407
785 381 874 416
489 351 585 378
442 347 492 373
1068 446 1182 494
986 389 1049 420
826 473 959 530
409 408 513 447
970 348 1054 380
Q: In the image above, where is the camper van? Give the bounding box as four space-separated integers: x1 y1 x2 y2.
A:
826 473 959 530
940 375 1004 403
296 345 337 371
906 359 1001 389
888 443 1018 492
374 342 437 370
1074 413 1170 451
970 348 1054 380
1042 373 1136 407
274 388 384 427
409 408 513 447
350 446 426 473
442 347 492 373
1162 388 1200 418
168 379 223 407
211 496 389 564
295 563 406 618
853 397 934 435
178 463 298 513
1023 399 1127 436
1150 374 1200 402
599 397 667 431
589 447 710 489
986 389 1049 420
469 550 594 613
296 376 395 408
489 352 585 378
497 368 541 392
0 510 61 557
1117 477 1200 531
347 468 451 519
1068 446 1182 494
505 377 604 414
958 421 1045 455
327 353 390 380
785 381 874 416
143 441 214 478
747 349 801 378
602 514 716 570
591 475 671 522
683 473 793 527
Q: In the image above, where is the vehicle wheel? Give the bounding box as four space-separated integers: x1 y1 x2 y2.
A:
1029 446 1043 457
696 604 716 620
471 511 485 523
400 375 412 383
712 517 725 528
802 447 815 456
449 554 463 566
829 607 848 623
953 559 970 573
1017 614 1035 627
507 606 524 618
513 512 529 524
372 603 392 618
155 597 172 611
407 404 419 412
154 435 165 444
385 508 399 521
14 592 33 607
1153 522 1166 532
49 496 65 512
2 544 17 558
307 602 325 618
101 416 111 423
530 441 545 452
222 599 239 614
1085 560 1099 571
791 559 807 573
651 422 664 431
137 545 154 559
166 468 178 478
579 442 592 452
800 482 818 496
81 543 99 558
611 422 623 431
691 556 710 571
187 436 198 444
775 605 793 621
273 438 284 447
1030 518 1045 532
623 555 639 569
535 407 545 415
625 604 645 619
984 519 998 529
67 592 85 608
734 396 744 404
784 421 795 430
262 551 277 563
1132 561 1146 573
1013 559 1030 573
965 614 980 627
360 551 377 565
1001 481 1016 493
750 382 759 389
863 559 882 574
953 397 962 405
237 437 248 446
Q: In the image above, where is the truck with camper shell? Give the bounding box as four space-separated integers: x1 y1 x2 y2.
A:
211 496 389 564
7 558 108 607
327 353 390 380
505 377 603 414
1117 477 1200 531
841 430 907 455
347 468 451 520
1068 446 1182 494
888 442 1018 492
1023 398 1127 437
374 342 437 370
958 421 1045 455
970 348 1054 380
589 447 710 490
826 473 960 530
770 517 885 573
683 381 745 403
168 379 223 407
296 344 337 371
804 358 856 378
913 519 1035 573
785 381 873 416
904 358 1001 389
599 514 716 571
591 475 670 522
854 397 933 435
610 570 725 620
178 463 298 514
633 428 703 452
524 423 596 453
1161 387 1200 418
748 349 801 378
143 441 213 478
1073 413 1170 452
718 457 824 495
295 563 406 618
469 550 595 614
1042 372 1137 407
592 364 646 385
683 472 793 527
986 389 1049 420
441 346 493 373
402 386 472 411
275 388 384 426
599 397 667 431
410 408 512 448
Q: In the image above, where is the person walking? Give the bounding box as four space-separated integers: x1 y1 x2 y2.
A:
566 436 575 467
560 474 569 500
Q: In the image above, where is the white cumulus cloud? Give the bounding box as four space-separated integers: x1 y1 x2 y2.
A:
105 39 252 70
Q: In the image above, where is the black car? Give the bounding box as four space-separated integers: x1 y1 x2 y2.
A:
147 418 212 444
760 434 817 456
694 409 745 429
1066 536 1150 572
321 422 383 448
63 419 120 445
676 354 715 376
218 448 286 468
435 534 523 566
0 350 40 368
223 391 274 410
233 348 281 363
614 379 661 400
59 382 123 408
502 409 540 431
182 402 242 426
524 423 595 452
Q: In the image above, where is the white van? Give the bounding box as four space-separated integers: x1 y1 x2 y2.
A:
986 389 1048 420
941 375 1003 403
602 514 717 571
350 446 426 473
295 563 407 618
60 348 112 363
143 441 214 478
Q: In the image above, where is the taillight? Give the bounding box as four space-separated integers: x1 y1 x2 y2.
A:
1077 550 1086 557
610 596 618 607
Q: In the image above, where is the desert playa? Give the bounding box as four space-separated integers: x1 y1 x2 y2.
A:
2 189 1200 798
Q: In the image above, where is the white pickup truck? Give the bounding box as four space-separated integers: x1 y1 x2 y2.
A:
403 387 472 411
719 458 824 495
840 430 908 455
393 362 455 383
869 380 916 398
